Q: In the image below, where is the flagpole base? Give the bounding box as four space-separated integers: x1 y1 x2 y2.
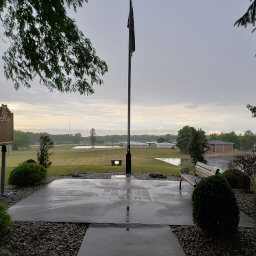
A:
126 152 131 175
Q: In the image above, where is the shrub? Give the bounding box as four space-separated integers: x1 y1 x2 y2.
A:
228 154 256 178
37 135 54 168
0 203 12 233
8 163 47 187
24 159 37 164
222 169 250 191
192 175 239 236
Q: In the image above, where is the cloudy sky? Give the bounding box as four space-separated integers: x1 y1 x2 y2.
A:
1 0 256 136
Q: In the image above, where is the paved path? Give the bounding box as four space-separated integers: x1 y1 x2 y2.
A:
78 224 185 256
7 178 256 255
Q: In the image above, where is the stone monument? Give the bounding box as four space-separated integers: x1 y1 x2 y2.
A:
0 104 14 196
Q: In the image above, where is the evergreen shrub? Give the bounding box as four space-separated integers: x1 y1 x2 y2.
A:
192 175 239 236
24 159 37 164
222 169 250 191
0 203 12 233
8 163 47 187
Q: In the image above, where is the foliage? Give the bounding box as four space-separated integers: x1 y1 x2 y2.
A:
37 136 54 168
176 126 194 153
0 203 12 234
222 169 251 191
24 159 37 164
228 154 256 178
192 175 239 236
13 130 29 149
0 0 107 94
240 130 256 151
188 128 207 164
247 104 256 117
157 137 165 143
90 128 96 147
9 162 47 186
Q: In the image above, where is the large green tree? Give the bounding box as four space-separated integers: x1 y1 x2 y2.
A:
0 0 107 94
176 126 194 154
177 126 207 154
188 128 207 164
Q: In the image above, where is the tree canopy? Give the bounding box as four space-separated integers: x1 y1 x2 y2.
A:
0 0 107 94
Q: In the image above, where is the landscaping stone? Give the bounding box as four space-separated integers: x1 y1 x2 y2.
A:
149 172 167 179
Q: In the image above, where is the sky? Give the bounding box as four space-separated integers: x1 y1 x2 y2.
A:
1 0 256 136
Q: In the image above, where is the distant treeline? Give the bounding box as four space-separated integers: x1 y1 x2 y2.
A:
13 130 178 147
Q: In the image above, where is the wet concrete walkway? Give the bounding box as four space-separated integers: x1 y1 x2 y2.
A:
7 178 255 256
8 178 255 226
78 224 186 256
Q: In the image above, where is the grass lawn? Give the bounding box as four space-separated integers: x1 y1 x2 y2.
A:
1 146 239 184
2 147 183 184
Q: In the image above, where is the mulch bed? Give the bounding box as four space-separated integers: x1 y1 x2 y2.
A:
0 222 87 256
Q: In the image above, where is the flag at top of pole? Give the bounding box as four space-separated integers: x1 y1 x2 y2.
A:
127 0 135 56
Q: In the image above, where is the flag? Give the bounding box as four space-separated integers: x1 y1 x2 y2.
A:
127 0 135 55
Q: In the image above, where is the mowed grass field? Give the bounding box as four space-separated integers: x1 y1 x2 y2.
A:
1 146 238 184
2 147 183 184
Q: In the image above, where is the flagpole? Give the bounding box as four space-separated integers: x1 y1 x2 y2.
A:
126 2 132 175
126 36 132 175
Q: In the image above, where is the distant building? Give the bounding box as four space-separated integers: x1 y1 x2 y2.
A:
147 142 175 148
120 141 148 148
208 140 234 153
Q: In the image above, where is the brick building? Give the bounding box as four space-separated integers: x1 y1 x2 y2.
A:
207 140 234 153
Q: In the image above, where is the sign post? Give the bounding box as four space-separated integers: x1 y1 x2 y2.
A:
0 104 14 196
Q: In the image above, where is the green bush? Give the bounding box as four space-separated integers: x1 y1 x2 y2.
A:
192 175 239 236
0 203 12 233
222 169 250 191
8 163 47 187
24 159 37 164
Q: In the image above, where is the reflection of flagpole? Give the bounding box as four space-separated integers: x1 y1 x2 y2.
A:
126 177 131 231
126 0 135 175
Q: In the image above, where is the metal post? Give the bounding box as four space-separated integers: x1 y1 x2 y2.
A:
1 145 7 196
126 39 132 175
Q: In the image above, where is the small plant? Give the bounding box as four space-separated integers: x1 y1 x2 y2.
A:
9 163 47 187
0 203 12 234
24 159 37 164
192 175 239 236
222 169 251 191
37 136 54 168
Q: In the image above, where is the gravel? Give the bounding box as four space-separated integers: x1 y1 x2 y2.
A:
172 225 256 256
0 222 87 256
234 189 256 220
0 178 55 208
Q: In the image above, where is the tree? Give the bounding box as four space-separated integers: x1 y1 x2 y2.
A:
176 126 194 153
0 0 107 94
72 133 82 144
188 128 207 164
37 135 54 168
13 130 29 150
157 137 165 143
240 130 256 151
90 128 96 148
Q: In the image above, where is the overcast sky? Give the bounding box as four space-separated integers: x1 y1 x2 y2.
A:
1 0 256 136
